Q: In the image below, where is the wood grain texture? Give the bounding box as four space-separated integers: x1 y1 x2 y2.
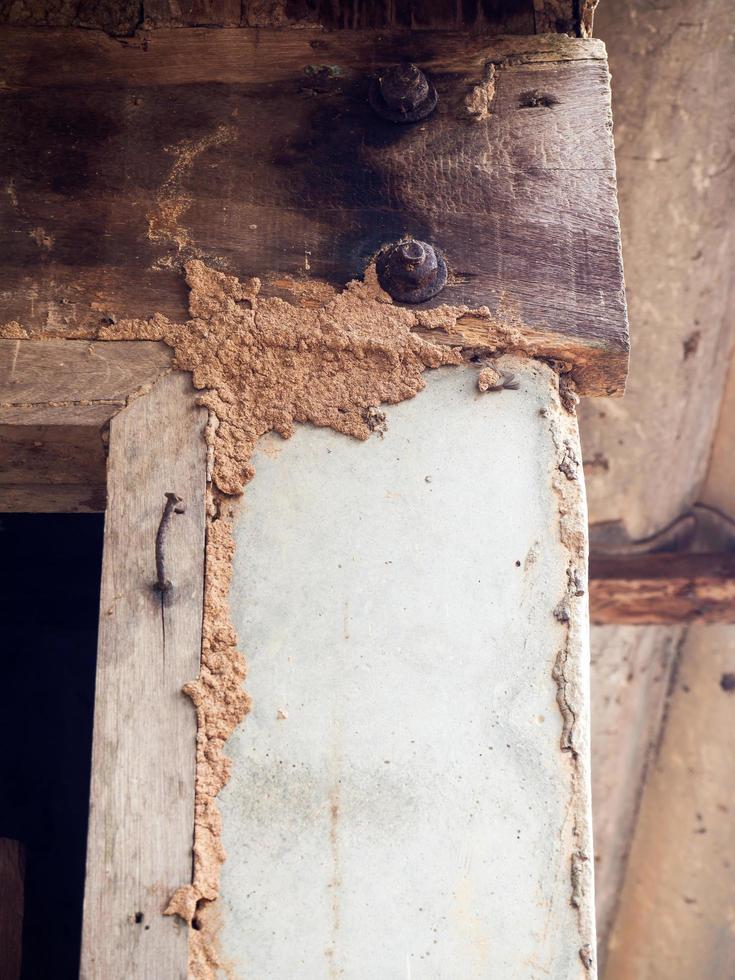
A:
590 553 735 625
0 341 172 513
0 483 106 512
0 0 548 32
0 405 114 511
0 340 171 406
0 838 24 980
80 371 207 980
0 30 627 395
0 423 107 486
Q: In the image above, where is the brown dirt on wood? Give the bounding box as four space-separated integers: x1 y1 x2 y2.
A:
3 258 584 976
98 258 469 976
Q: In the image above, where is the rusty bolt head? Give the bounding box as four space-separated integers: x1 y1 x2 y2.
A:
369 64 438 124
375 239 447 303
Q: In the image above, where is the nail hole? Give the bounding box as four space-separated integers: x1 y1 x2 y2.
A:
134 912 144 924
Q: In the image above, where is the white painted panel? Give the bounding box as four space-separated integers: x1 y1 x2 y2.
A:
220 363 593 979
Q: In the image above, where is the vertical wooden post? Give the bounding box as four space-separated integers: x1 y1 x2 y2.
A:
81 373 207 980
0 839 24 980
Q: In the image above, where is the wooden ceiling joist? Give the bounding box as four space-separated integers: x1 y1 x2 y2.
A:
590 552 735 625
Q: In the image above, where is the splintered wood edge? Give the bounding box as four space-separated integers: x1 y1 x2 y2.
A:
416 316 629 397
590 553 735 624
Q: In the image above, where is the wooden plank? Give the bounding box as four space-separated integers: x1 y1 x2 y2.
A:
0 483 106 512
0 344 171 514
81 371 207 980
590 553 735 625
0 424 108 486
0 341 171 406
0 403 120 426
0 407 111 511
0 0 540 32
0 1 545 33
0 838 24 980
0 30 628 396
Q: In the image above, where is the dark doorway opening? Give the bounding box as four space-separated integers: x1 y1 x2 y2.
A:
0 514 104 980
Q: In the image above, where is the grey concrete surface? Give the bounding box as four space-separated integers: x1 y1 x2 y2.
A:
219 363 592 978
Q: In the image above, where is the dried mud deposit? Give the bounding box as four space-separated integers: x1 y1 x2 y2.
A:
3 259 587 977
101 259 474 977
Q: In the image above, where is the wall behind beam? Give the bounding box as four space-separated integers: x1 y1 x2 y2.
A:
579 0 735 540
605 624 735 980
581 2 735 971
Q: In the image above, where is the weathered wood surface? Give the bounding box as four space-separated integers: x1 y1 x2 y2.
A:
0 0 574 34
0 340 171 512
605 625 735 980
81 371 207 979
0 421 107 502
0 30 627 395
0 340 171 406
0 838 24 980
590 553 735 625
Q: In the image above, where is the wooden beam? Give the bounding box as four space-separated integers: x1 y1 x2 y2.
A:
0 30 628 396
0 340 172 513
0 0 579 34
0 839 24 980
0 340 171 406
81 370 207 979
590 553 735 625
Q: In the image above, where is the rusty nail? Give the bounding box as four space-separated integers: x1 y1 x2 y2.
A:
375 239 447 304
155 491 185 593
369 64 438 123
